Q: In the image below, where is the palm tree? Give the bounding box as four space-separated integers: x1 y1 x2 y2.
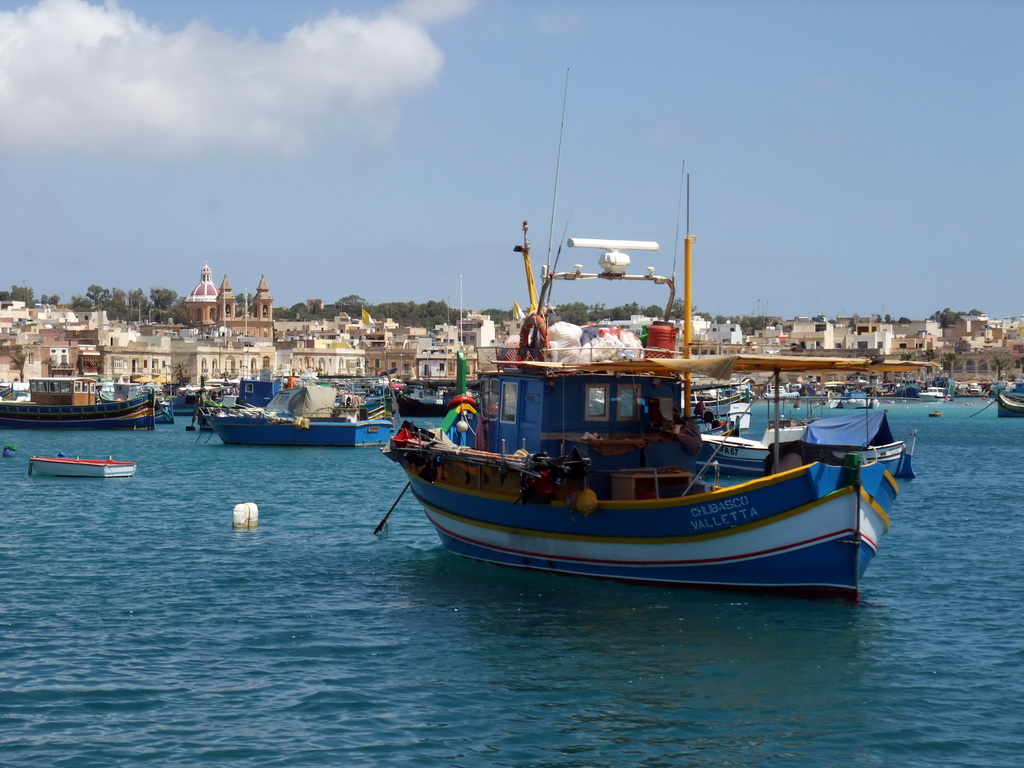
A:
42 357 55 376
173 362 190 384
991 356 1009 382
3 342 30 382
941 352 959 375
922 349 938 363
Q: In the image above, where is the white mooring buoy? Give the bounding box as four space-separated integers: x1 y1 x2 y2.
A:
232 502 259 530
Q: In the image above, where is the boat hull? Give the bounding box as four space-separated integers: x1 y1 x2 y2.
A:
395 456 895 599
996 393 1024 418
28 457 137 477
207 415 393 446
0 393 156 430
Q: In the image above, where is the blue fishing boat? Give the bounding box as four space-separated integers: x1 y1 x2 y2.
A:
383 227 905 599
996 392 1024 418
205 383 392 446
0 377 156 430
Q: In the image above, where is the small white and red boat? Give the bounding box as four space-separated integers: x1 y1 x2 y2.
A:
28 456 137 478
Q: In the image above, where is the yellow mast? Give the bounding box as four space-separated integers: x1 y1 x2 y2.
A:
515 220 539 314
682 233 695 416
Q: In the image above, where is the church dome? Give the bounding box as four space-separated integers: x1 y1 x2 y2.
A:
187 264 219 302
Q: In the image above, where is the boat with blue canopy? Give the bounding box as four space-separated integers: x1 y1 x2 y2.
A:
205 383 392 446
700 410 915 478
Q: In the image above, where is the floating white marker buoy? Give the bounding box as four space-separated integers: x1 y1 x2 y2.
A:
232 502 259 530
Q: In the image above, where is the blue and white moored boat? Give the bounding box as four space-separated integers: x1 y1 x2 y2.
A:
700 411 916 479
205 383 392 446
384 227 905 599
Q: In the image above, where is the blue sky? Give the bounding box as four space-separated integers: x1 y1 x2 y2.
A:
0 0 1020 321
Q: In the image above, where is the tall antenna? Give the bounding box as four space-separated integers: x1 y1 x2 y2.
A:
546 69 570 271
671 160 685 282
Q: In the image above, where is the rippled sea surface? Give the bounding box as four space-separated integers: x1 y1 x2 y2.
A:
2 400 1023 767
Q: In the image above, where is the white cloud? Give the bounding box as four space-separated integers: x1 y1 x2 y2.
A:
0 0 461 155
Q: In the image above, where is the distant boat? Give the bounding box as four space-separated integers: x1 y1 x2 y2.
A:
996 392 1024 418
919 386 950 400
827 390 880 409
28 456 137 478
169 385 225 416
0 377 156 430
205 384 392 446
701 411 914 478
395 384 449 418
892 382 923 398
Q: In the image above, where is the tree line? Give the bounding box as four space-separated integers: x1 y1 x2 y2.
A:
1 284 993 335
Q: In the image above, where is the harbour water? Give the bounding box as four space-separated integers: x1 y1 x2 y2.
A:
2 400 1022 766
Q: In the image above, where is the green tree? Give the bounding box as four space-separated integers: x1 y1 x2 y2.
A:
8 285 34 304
336 294 368 317
992 356 1009 381
40 294 61 305
553 301 589 325
127 288 152 321
158 297 188 325
941 352 959 374
480 308 511 323
86 285 111 307
150 287 178 311
2 342 29 381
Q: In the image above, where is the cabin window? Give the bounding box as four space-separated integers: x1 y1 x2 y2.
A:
500 381 519 423
617 384 639 420
585 384 609 420
480 378 500 420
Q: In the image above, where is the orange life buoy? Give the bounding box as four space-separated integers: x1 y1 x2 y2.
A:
518 313 549 361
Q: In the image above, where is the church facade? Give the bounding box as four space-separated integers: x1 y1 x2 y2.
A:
184 265 274 339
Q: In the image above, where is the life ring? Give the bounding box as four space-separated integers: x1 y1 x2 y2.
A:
518 313 549 361
447 394 476 409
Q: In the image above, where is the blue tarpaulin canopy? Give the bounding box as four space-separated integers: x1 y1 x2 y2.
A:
803 412 895 447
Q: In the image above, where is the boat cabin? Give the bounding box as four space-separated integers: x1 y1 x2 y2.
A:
476 367 703 498
29 377 98 406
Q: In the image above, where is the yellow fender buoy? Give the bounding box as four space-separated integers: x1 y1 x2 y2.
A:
576 488 598 516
